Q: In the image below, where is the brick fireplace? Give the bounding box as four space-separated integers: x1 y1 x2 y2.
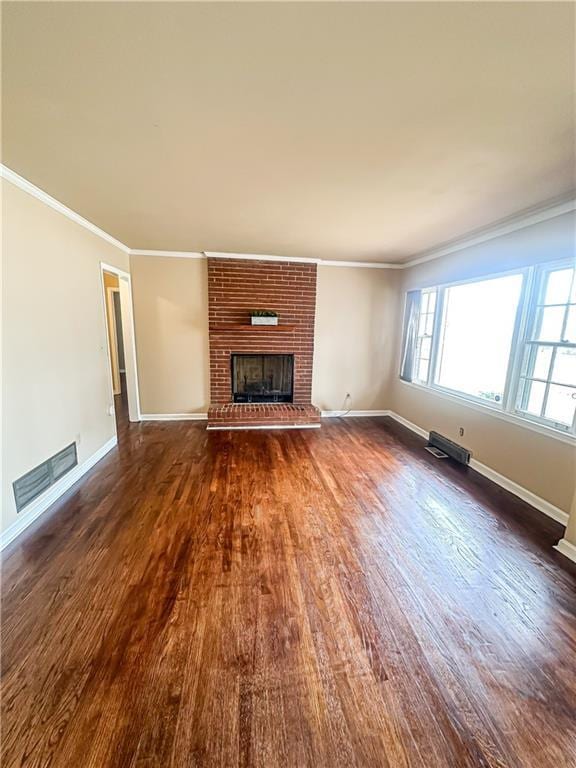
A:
206 257 321 428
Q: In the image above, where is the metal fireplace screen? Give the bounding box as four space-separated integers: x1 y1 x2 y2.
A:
231 354 294 403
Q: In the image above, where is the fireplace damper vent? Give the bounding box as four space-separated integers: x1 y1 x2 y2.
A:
232 354 294 403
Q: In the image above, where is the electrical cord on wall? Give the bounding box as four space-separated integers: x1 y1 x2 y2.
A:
337 393 352 418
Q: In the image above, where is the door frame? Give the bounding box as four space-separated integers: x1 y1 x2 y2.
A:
100 262 141 422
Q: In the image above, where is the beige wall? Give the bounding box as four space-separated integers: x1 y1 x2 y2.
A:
313 266 399 412
2 179 129 534
4 175 572 541
129 259 399 415
130 256 210 415
4 177 574 537
389 212 576 515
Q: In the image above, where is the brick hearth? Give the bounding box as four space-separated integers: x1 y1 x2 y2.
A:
207 404 321 429
207 257 320 428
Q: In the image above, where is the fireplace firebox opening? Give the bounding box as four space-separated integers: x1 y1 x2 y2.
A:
231 354 294 403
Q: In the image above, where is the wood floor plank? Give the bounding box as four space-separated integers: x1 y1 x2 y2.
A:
2 408 575 767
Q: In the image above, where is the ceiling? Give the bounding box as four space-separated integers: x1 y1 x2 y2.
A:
2 2 575 263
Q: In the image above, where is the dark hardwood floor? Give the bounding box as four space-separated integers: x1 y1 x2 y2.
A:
2 407 576 767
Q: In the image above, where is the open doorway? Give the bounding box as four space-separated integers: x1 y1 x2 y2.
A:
100 263 141 428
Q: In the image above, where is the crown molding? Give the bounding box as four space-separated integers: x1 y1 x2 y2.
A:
130 249 204 259
4 164 573 271
1 164 131 253
403 197 576 268
204 251 320 265
136 250 404 268
128 199 576 268
127 198 576 268
320 259 404 269
205 252 405 268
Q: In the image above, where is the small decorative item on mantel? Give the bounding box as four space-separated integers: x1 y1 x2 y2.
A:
250 310 279 326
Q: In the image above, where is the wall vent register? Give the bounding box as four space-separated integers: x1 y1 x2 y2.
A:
13 443 78 512
427 431 471 465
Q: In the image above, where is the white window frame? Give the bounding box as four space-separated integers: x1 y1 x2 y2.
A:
399 259 576 441
513 260 576 432
413 288 437 386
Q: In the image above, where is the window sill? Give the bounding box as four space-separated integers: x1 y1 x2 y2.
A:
398 379 576 446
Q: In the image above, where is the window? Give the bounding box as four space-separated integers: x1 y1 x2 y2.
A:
435 274 523 403
516 264 576 429
400 260 576 437
413 289 436 384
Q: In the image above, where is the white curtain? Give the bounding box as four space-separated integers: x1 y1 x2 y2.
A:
399 290 421 382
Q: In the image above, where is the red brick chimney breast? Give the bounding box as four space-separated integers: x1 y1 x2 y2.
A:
206 257 320 428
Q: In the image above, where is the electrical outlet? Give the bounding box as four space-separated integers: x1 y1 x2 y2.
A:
459 427 464 437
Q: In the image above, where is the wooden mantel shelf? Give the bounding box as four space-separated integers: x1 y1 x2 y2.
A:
210 323 296 332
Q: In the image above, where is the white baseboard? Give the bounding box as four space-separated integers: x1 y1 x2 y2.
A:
207 423 321 431
468 458 569 526
1 435 118 552
554 538 576 564
140 413 208 421
386 410 569 527
321 409 390 418
385 411 428 438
